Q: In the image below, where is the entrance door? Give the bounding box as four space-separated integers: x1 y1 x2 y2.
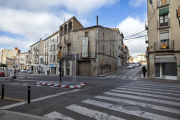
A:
78 61 90 76
155 63 160 77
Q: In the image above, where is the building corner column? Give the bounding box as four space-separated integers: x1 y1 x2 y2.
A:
149 53 155 79
174 53 180 80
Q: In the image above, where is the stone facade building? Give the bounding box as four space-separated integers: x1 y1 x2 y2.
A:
147 0 180 80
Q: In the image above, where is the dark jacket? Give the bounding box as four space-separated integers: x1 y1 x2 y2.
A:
142 66 147 73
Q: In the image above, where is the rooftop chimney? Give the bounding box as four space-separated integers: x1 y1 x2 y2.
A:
97 16 98 26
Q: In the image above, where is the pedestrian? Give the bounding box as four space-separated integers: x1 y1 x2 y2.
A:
142 66 147 78
39 70 40 74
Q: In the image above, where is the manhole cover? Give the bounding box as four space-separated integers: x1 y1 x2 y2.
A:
123 105 140 111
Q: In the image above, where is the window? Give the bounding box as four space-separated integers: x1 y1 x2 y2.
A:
159 14 168 27
53 44 55 51
110 38 111 45
113 51 114 57
158 0 169 6
85 32 88 37
53 55 55 62
160 30 169 49
50 55 52 62
64 36 66 43
27 55 28 58
103 33 104 40
110 50 111 56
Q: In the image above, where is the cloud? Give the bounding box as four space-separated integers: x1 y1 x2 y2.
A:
0 36 35 52
129 0 146 7
117 16 147 57
0 0 119 17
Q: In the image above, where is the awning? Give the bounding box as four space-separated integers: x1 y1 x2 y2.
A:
159 7 169 15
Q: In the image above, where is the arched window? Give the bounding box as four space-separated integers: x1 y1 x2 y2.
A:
68 21 72 32
64 24 67 34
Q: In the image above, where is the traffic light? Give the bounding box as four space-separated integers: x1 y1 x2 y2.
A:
58 50 62 59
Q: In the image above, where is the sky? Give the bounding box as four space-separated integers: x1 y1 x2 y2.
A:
0 0 147 57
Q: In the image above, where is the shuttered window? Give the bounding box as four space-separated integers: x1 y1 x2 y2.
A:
159 7 169 15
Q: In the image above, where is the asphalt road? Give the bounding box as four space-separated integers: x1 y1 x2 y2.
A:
0 66 180 120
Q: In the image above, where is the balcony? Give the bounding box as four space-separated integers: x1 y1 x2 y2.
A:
119 45 123 50
34 48 39 51
65 39 71 45
157 0 169 8
157 18 170 29
145 36 148 44
80 52 92 59
34 53 38 56
58 42 63 49
154 40 174 51
118 53 123 58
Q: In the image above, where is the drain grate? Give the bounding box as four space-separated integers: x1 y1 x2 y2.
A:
123 105 140 111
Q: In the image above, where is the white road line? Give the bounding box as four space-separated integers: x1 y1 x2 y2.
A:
95 96 180 115
121 76 126 79
44 111 75 120
128 82 180 88
66 104 125 120
128 77 132 79
0 89 80 110
111 89 180 101
122 85 180 90
116 88 180 97
82 99 177 120
111 76 116 78
104 92 180 107
117 76 122 78
118 86 180 94
131 77 138 80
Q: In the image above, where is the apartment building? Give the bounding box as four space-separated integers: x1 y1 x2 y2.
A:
18 51 31 70
30 39 44 74
0 47 20 69
147 0 180 80
133 54 146 63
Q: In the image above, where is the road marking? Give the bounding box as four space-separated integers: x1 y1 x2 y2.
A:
122 85 180 91
82 99 177 120
111 76 116 78
104 92 180 106
117 76 122 78
66 104 125 120
44 111 75 120
118 86 180 94
111 89 180 101
0 89 80 110
116 88 180 97
121 76 126 79
131 77 138 80
95 96 180 115
0 96 25 102
129 82 180 88
128 77 132 79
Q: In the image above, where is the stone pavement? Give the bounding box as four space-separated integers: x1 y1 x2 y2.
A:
0 110 52 120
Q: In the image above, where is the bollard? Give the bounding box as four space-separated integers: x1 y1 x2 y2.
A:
1 85 4 99
28 86 30 104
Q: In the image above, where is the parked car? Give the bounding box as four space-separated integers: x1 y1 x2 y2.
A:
0 72 5 77
137 62 142 66
27 70 33 74
135 63 139 67
127 65 133 69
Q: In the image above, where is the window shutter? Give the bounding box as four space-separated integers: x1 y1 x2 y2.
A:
161 0 166 5
159 7 169 15
178 6 180 17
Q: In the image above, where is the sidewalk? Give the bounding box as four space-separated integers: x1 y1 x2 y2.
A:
0 110 52 120
98 66 127 77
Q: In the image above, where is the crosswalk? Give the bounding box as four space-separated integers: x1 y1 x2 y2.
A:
103 75 139 80
43 81 180 120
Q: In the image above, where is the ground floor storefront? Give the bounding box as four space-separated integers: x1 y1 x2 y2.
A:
149 53 180 80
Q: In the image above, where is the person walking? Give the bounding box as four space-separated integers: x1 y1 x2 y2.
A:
142 66 147 78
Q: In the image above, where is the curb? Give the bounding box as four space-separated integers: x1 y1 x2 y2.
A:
34 82 87 89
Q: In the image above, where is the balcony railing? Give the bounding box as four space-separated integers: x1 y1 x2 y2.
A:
65 39 71 45
80 52 92 59
58 42 63 49
62 52 71 58
34 48 39 51
118 53 123 58
154 40 174 51
34 53 38 56
157 18 170 29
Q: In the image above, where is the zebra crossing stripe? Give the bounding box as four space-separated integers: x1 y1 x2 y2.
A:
116 88 180 97
121 76 126 79
104 92 180 107
82 99 177 120
66 104 125 120
111 76 116 78
128 77 132 79
117 76 122 78
95 96 180 115
118 86 180 94
131 77 138 80
128 82 180 88
111 89 180 101
123 85 180 90
44 111 75 120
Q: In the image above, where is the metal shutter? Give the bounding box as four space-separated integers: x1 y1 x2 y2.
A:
78 61 90 76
